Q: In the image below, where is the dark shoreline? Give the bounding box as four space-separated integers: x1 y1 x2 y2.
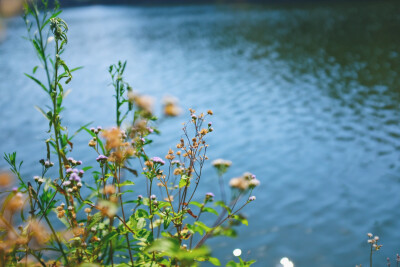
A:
54 0 397 8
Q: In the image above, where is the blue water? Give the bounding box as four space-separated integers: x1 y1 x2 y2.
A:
1 2 400 266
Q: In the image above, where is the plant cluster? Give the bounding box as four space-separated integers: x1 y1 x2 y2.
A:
0 1 259 266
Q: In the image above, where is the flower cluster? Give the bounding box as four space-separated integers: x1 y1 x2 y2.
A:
229 172 260 191
63 167 84 191
367 233 382 251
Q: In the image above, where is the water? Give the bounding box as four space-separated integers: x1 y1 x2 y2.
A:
1 2 400 266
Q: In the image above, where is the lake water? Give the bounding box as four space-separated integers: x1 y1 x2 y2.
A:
1 2 400 266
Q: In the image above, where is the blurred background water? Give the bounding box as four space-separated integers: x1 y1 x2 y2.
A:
1 1 400 266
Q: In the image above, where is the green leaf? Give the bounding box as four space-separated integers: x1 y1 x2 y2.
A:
203 207 218 216
34 106 50 121
25 73 48 93
117 180 135 187
137 218 146 229
190 201 203 208
215 201 232 214
195 221 211 233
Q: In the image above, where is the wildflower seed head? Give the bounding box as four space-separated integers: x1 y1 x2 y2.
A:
145 160 154 169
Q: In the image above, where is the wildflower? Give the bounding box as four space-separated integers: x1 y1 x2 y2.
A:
205 192 214 202
206 192 215 198
374 236 379 241
88 139 97 147
208 122 212 127
84 208 91 213
163 96 181 117
62 181 71 186
8 192 24 211
90 127 95 132
70 173 79 181
77 160 82 165
97 200 118 217
229 177 248 190
38 178 45 184
165 150 175 160
77 182 82 188
72 227 84 237
33 175 40 182
151 156 165 165
145 160 154 169
173 168 182 175
128 91 154 114
150 194 156 200
66 168 73 174
91 227 96 232
212 159 232 176
248 178 260 188
104 185 116 195
57 210 65 218
137 195 143 200
248 196 256 202
207 110 213 115
44 160 54 167
164 195 174 202
96 155 108 162
67 188 73 193
29 220 50 245
199 128 208 135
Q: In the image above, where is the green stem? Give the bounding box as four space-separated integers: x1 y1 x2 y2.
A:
370 245 373 267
